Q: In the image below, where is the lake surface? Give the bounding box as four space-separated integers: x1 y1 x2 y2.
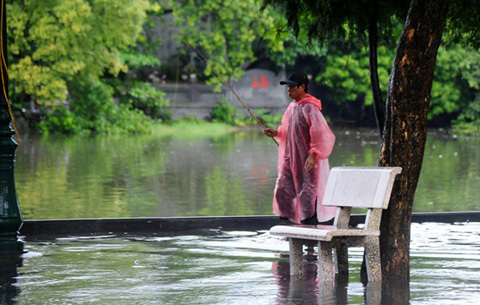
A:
6 128 480 304
14 127 480 220
3 222 479 304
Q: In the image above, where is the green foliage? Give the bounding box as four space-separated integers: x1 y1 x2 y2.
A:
38 106 84 135
210 98 237 125
456 94 480 131
254 109 283 127
169 0 324 90
452 48 480 134
120 52 161 69
39 81 153 134
7 0 156 134
428 45 480 130
174 114 201 124
318 44 393 105
262 0 409 47
170 0 259 89
261 10 328 66
209 99 282 128
7 0 149 105
451 119 480 136
317 43 480 126
429 46 466 117
114 2 172 123
444 0 480 49
263 0 480 131
120 81 170 120
9 0 480 134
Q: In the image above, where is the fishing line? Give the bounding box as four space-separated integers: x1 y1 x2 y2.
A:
178 34 279 146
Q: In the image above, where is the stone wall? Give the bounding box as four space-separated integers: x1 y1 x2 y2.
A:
157 69 290 119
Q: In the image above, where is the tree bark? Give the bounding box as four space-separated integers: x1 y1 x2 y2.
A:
368 2 385 137
378 0 449 301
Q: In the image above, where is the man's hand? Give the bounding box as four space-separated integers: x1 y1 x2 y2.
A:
263 128 278 137
304 153 316 172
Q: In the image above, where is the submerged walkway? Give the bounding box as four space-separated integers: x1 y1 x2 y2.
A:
7 221 480 304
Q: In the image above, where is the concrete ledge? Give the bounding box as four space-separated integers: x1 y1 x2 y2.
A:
19 216 283 237
18 212 480 237
410 211 480 224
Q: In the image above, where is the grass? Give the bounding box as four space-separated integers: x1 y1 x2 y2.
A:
151 120 235 139
451 121 480 136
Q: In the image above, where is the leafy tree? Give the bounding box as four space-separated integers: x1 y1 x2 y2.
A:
7 0 157 133
263 0 410 135
168 0 324 91
264 0 480 296
38 80 153 134
8 0 148 105
317 42 480 127
377 2 449 298
450 47 480 133
318 44 393 108
113 3 171 122
430 46 469 119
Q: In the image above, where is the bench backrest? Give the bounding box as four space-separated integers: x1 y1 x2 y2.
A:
322 167 402 229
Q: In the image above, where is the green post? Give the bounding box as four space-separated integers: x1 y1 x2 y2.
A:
0 0 23 256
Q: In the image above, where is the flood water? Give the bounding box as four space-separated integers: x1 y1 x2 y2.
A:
4 127 480 304
2 222 479 304
14 127 480 220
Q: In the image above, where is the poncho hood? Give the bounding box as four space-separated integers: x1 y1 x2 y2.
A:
296 94 322 111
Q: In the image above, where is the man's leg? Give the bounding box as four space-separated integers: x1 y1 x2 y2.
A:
275 169 297 219
300 197 318 225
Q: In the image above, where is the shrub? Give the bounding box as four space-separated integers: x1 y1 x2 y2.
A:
210 98 237 125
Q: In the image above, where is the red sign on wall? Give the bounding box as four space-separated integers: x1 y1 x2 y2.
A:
251 75 270 88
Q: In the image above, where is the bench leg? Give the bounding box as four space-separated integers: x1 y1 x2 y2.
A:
318 241 334 282
365 236 382 282
365 282 382 305
334 242 349 284
289 238 303 276
305 240 315 256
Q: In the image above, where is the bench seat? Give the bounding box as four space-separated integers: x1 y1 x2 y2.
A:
270 225 380 241
269 166 402 283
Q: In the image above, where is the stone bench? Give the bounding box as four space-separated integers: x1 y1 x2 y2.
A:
270 166 402 283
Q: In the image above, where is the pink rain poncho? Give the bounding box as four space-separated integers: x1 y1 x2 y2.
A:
273 94 336 224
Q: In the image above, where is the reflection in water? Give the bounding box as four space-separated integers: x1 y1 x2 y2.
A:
271 259 391 305
272 260 321 304
14 128 480 220
0 256 22 305
15 129 480 219
15 131 279 219
380 278 409 305
272 259 349 305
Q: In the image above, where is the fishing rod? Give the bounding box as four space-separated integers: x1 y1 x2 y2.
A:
180 36 279 146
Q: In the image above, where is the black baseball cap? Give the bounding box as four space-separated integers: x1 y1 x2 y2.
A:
279 72 309 86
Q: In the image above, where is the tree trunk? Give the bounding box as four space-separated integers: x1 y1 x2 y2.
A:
368 2 385 137
378 0 449 301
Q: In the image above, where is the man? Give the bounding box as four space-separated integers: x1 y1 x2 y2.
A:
263 72 336 225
